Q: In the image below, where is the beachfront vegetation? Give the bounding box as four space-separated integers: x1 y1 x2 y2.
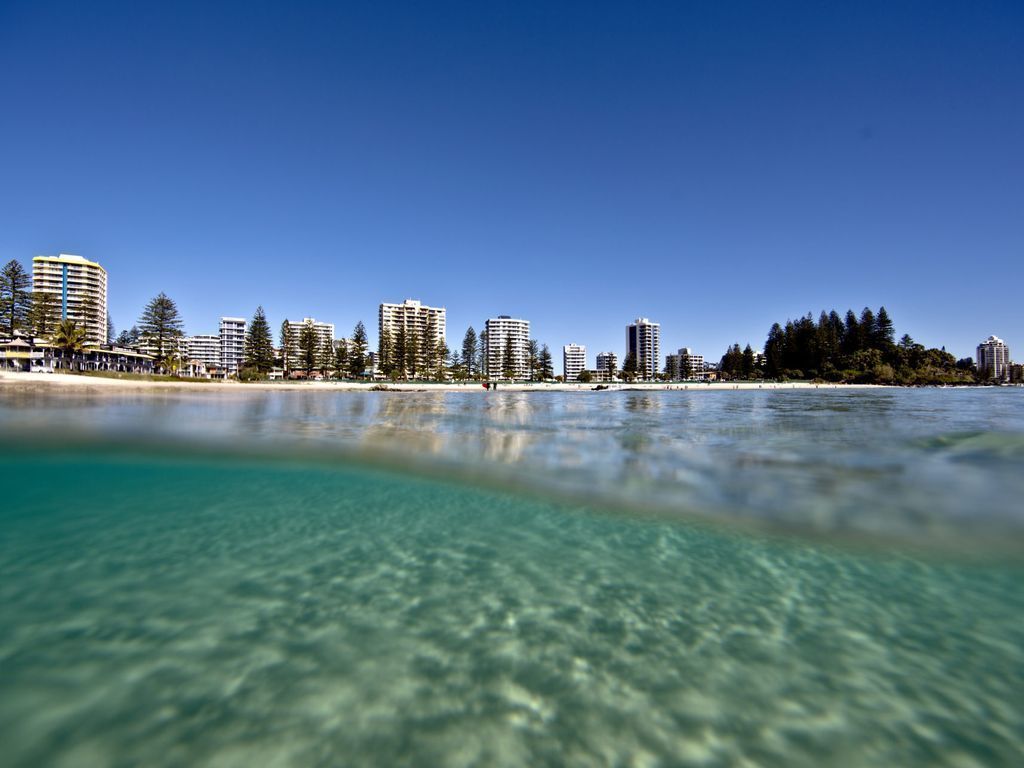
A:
348 321 368 378
539 344 554 380
279 320 292 374
298 321 318 377
28 291 60 339
115 326 140 346
137 292 184 372
52 318 87 357
461 327 477 378
243 306 275 374
718 306 978 385
1 259 33 337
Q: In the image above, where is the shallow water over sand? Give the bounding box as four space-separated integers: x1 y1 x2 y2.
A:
1 388 1022 765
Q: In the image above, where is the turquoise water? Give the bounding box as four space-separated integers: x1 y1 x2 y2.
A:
1 388 1023 765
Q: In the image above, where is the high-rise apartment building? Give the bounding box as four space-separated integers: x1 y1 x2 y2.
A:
485 316 530 379
626 317 661 379
220 317 246 375
284 318 335 370
596 351 618 375
977 335 1011 381
563 344 586 382
378 299 447 373
32 254 108 345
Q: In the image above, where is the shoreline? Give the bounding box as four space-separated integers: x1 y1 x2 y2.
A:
0 371 889 393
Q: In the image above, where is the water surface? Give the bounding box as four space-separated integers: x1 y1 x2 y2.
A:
1 388 1022 765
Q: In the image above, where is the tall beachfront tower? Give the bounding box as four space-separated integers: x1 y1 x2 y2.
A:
219 317 246 375
626 317 661 380
32 254 108 346
485 315 530 379
379 299 447 374
977 335 1011 382
563 344 586 382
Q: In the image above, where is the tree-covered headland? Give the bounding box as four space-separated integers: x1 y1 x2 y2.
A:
720 306 977 385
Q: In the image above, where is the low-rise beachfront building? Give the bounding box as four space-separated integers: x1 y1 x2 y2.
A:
626 318 661 380
485 315 530 380
0 334 154 374
596 352 618 377
220 317 246 375
977 335 1011 382
563 344 586 382
675 347 705 380
32 253 108 346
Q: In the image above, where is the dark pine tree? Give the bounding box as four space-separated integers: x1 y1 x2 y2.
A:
29 291 60 339
477 330 489 379
377 326 394 378
461 326 477 378
280 319 293 375
526 338 540 381
874 306 895 349
244 306 275 373
298 321 318 377
742 344 756 378
349 321 368 378
539 344 554 380
501 335 516 379
1 259 33 337
843 310 860 355
394 324 408 378
764 323 785 379
138 292 184 372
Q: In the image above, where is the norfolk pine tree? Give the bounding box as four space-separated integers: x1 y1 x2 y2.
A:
335 338 350 378
244 306 275 373
476 330 488 379
349 321 368 378
539 344 554 380
280 320 292 375
298 321 318 377
501 335 516 379
29 291 60 339
461 326 477 378
138 292 184 372
1 259 32 337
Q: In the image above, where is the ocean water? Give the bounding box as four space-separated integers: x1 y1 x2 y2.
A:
1 387 1022 766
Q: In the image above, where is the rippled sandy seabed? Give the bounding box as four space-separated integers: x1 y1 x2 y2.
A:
1 388 1022 766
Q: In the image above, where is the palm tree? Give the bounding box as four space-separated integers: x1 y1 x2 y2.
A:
52 319 87 371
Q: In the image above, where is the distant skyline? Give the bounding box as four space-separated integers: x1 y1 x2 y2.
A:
1 1 1021 361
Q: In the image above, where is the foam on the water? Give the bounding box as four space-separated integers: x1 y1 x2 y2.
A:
1 443 1022 766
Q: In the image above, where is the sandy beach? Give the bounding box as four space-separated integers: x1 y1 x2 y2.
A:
0 371 873 393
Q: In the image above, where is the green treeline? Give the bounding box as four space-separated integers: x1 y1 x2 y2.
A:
721 306 977 385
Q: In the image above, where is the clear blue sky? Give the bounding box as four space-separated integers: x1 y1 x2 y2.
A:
1 0 1021 364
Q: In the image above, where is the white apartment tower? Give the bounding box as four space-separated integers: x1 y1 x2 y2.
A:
626 317 661 380
977 335 1011 382
596 351 618 375
563 344 586 382
284 318 335 370
378 299 447 373
485 315 530 379
32 254 108 345
182 335 221 368
220 317 246 375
